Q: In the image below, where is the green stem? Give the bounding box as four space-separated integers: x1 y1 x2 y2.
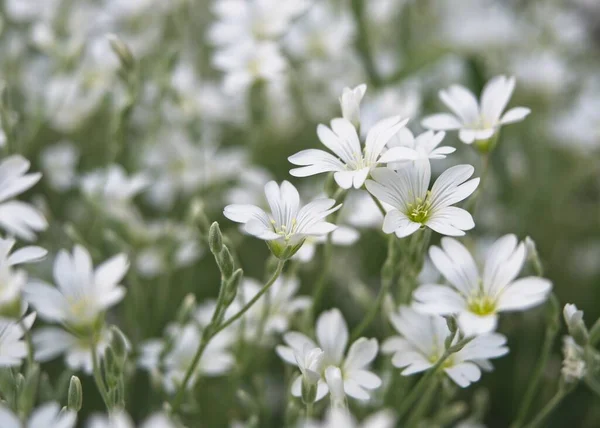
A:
170 260 286 412
511 294 560 428
91 341 111 410
523 389 566 428
405 373 441 427
350 235 395 341
305 402 313 420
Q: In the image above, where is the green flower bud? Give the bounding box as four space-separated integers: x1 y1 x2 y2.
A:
109 326 129 367
188 199 211 237
67 376 83 412
218 247 235 278
209 222 224 254
176 294 196 324
222 269 243 307
107 34 135 71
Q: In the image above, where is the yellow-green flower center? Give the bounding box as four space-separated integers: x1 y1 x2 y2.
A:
407 193 432 223
467 295 496 316
272 218 298 241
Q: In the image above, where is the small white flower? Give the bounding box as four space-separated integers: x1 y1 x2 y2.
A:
276 308 382 402
386 128 455 168
303 408 396 428
0 237 47 317
224 180 340 256
25 245 129 330
40 142 79 191
422 76 530 144
562 336 586 383
289 115 409 189
366 161 479 237
87 410 175 428
339 84 367 127
80 164 148 221
382 306 508 387
32 327 112 374
0 155 47 241
413 235 552 336
0 313 35 366
295 345 325 385
212 40 287 95
0 402 76 428
161 324 235 392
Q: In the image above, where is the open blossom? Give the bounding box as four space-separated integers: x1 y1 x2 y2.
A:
224 181 340 257
276 308 381 402
0 313 35 367
422 76 530 144
0 237 47 317
0 402 76 428
289 115 409 189
0 155 48 241
303 409 396 428
212 40 287 94
366 161 479 237
25 245 129 331
386 128 456 167
382 307 508 387
88 411 174 428
413 235 552 336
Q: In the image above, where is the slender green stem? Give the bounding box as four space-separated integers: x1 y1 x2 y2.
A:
91 341 111 410
19 319 34 368
405 373 441 427
511 294 560 428
350 235 395 341
523 389 566 428
170 260 286 412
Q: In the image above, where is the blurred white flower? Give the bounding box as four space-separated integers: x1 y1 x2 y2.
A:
25 246 129 331
0 402 76 428
276 308 381 402
0 313 35 367
382 306 508 387
422 76 530 144
339 84 367 128
0 155 47 241
87 410 175 428
386 129 455 168
360 84 422 133
40 142 80 191
304 408 396 428
294 225 360 263
0 237 47 317
366 162 479 237
413 235 552 336
161 324 235 392
289 115 409 189
213 41 287 94
32 327 112 374
510 50 569 96
224 181 340 256
80 164 148 221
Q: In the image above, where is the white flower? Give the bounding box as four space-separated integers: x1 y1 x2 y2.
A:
0 237 47 317
80 164 148 221
422 76 530 144
161 324 235 392
0 313 35 366
365 161 479 237
289 115 409 189
413 235 552 336
0 402 76 428
0 155 47 241
40 142 79 191
295 345 325 385
87 410 175 428
386 129 455 168
339 84 367 127
382 306 508 387
212 40 287 95
562 336 586 383
224 181 340 256
276 308 382 401
303 408 396 428
32 327 112 374
25 245 129 330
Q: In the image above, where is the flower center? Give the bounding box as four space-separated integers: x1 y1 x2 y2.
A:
467 295 496 316
272 218 298 241
406 194 431 223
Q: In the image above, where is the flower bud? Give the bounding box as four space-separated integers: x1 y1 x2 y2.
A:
107 34 135 72
188 199 210 236
218 247 235 278
339 84 366 128
563 304 588 346
222 268 243 307
208 222 224 254
176 294 196 324
109 326 130 367
67 376 83 412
